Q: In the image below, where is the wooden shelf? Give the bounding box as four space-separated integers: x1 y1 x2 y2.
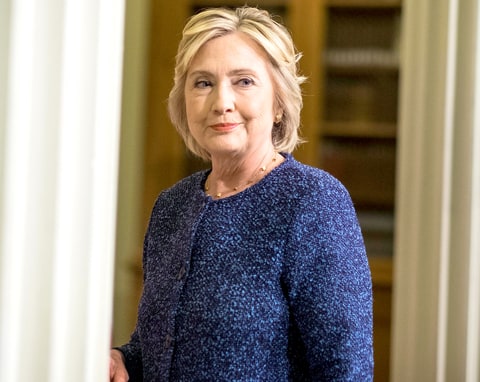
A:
324 48 399 73
323 121 397 138
326 0 401 7
369 256 393 287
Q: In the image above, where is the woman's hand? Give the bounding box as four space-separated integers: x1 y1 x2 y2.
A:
109 349 129 382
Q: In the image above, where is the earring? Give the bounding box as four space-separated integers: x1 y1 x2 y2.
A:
275 114 282 123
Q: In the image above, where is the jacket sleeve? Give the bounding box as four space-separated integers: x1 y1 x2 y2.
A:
283 175 373 381
114 218 153 382
116 328 143 381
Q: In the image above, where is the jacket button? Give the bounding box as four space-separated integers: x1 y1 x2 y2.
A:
164 334 173 349
177 265 186 280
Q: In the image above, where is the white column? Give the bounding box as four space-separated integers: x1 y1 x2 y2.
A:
391 0 480 381
0 0 125 381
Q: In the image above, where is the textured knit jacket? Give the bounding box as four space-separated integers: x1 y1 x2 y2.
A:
119 154 373 381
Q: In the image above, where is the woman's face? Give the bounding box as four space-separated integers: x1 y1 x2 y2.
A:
184 32 279 160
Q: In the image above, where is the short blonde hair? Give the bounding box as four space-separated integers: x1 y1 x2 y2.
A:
168 6 306 161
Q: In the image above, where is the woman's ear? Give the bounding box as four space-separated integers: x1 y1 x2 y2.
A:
274 111 283 123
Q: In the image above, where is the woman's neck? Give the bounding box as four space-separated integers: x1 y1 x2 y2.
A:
205 149 282 199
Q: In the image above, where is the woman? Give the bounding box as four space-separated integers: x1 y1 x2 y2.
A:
110 6 373 381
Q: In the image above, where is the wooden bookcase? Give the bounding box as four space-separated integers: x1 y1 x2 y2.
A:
317 3 399 381
144 1 399 380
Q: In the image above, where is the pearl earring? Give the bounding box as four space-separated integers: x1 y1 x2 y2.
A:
275 114 282 123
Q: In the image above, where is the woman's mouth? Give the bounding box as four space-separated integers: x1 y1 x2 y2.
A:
210 122 241 132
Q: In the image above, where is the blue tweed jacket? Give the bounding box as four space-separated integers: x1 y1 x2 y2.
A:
119 154 373 381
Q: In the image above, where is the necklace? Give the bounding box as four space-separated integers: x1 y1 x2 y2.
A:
205 152 279 199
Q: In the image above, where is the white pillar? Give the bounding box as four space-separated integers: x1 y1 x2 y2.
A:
0 0 125 381
392 0 480 380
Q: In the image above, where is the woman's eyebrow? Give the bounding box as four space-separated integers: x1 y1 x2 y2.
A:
188 68 258 77
187 70 212 78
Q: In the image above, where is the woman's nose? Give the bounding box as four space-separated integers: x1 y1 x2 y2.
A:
211 84 234 114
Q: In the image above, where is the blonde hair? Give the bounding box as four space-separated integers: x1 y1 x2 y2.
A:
168 6 306 161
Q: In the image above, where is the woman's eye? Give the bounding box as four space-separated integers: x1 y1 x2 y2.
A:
195 80 212 88
238 77 254 87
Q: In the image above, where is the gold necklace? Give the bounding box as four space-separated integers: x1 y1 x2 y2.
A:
205 153 279 199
